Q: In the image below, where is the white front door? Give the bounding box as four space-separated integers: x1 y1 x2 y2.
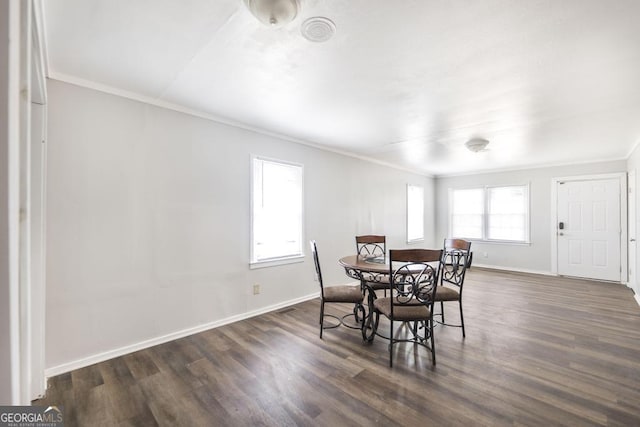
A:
557 178 621 281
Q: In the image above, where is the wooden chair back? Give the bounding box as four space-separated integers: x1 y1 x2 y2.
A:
355 235 386 257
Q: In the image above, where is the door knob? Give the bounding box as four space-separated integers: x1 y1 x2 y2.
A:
631 238 636 242
559 232 564 236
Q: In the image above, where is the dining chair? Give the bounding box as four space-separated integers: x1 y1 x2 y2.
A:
370 248 443 367
310 240 365 339
355 235 386 257
355 235 390 295
435 238 472 337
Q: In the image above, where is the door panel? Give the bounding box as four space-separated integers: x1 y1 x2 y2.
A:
592 240 607 266
568 240 582 264
557 178 621 281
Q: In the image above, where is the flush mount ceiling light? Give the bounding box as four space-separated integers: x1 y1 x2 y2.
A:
301 17 336 42
465 138 490 153
243 0 300 27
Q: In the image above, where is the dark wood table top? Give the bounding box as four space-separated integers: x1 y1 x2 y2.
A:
338 255 390 274
339 254 441 276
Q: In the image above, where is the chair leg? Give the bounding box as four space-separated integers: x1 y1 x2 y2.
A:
459 299 465 338
429 319 436 365
440 301 445 323
389 319 394 368
319 301 324 339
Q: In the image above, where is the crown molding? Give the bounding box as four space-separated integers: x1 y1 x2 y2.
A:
47 71 434 179
435 156 629 179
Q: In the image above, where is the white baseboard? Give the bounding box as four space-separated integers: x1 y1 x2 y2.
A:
472 263 635 287
622 279 639 306
44 291 320 378
471 263 555 276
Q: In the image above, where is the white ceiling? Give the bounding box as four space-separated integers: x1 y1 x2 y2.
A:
43 0 640 176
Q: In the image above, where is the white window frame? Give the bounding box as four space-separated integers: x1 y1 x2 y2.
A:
406 184 424 243
250 156 304 269
449 187 484 241
449 184 531 244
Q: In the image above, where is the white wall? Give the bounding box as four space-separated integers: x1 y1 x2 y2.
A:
1 0 22 405
435 161 626 274
627 144 640 299
45 79 435 373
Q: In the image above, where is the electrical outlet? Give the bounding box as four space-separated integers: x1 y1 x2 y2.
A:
483 252 488 258
253 284 260 295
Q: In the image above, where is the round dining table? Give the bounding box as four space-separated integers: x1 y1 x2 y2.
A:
338 255 390 281
338 255 392 341
338 254 443 341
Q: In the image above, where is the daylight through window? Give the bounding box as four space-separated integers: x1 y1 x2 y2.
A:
407 184 424 242
450 185 529 243
251 157 303 264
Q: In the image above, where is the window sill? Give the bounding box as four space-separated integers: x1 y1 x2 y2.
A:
467 239 531 246
406 238 425 245
250 254 305 269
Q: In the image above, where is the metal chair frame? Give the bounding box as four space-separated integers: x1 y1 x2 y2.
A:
355 235 389 296
356 235 386 258
310 240 365 339
435 238 471 337
369 249 442 367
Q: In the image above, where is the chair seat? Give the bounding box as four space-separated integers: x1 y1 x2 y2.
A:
365 281 390 291
435 286 460 301
373 297 431 321
362 273 390 291
324 285 363 303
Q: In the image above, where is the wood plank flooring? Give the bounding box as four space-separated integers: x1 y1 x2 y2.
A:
34 268 640 426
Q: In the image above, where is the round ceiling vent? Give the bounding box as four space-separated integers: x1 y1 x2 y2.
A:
301 17 336 42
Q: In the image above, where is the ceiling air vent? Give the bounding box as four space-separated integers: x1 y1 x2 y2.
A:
301 17 336 42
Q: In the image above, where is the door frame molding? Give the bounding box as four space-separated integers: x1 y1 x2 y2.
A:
550 172 627 282
628 170 637 293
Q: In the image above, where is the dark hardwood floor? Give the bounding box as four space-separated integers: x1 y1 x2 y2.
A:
34 268 640 426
